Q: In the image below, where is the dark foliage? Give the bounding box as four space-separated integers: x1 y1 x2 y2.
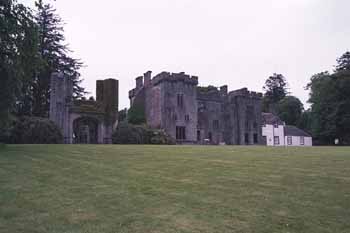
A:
277 96 304 126
262 73 288 112
0 0 39 131
112 122 175 145
128 104 146 125
307 51 350 145
9 117 63 144
118 108 128 123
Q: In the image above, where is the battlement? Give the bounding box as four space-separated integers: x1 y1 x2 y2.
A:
151 71 198 86
228 88 263 99
129 71 198 100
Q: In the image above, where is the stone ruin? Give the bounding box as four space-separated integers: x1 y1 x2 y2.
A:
49 73 118 144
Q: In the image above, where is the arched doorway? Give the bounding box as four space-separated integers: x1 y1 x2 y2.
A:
73 117 99 144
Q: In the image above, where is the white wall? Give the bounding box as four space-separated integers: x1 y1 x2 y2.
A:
285 136 313 147
262 124 285 146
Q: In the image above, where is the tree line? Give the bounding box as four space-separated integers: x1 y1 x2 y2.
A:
262 51 350 145
0 0 84 139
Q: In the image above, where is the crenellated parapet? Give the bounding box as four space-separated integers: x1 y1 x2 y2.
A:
228 88 263 100
151 72 198 86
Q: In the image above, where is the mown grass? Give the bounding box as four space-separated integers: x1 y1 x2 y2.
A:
0 145 350 233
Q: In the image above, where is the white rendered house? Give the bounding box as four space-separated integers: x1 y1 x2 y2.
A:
262 113 312 147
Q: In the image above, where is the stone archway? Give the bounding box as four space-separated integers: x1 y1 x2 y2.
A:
73 117 100 144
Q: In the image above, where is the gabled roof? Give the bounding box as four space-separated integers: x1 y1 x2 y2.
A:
284 125 311 137
262 112 284 125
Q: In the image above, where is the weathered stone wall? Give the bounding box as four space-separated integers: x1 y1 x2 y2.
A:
159 78 198 143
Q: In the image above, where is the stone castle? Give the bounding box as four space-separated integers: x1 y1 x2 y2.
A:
50 73 118 144
50 70 263 145
129 71 263 145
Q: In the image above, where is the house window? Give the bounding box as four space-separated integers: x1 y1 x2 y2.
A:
177 94 184 107
287 136 292 145
300 136 305 145
176 126 186 140
185 114 190 122
253 134 258 144
213 120 219 130
274 136 280 145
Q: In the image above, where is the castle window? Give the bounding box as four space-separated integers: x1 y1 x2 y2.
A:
197 130 201 141
177 94 184 107
208 132 212 142
185 115 190 122
176 126 186 140
253 134 258 144
245 133 249 144
213 120 219 130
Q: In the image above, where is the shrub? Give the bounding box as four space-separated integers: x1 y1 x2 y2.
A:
112 122 175 145
9 117 63 144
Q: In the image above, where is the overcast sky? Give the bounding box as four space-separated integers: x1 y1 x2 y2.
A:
22 0 350 109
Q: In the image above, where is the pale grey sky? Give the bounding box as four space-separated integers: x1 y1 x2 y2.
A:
22 0 350 109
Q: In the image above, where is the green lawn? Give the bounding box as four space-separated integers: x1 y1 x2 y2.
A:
1 145 350 233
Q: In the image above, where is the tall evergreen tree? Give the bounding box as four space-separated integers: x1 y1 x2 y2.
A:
0 0 38 128
32 0 85 117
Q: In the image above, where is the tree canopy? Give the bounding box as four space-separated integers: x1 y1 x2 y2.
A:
307 51 350 145
262 73 288 113
277 96 304 126
0 0 38 128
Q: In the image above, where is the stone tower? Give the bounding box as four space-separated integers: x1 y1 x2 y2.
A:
49 72 73 143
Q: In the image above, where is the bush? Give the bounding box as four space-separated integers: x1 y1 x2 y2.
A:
9 117 63 144
112 122 175 145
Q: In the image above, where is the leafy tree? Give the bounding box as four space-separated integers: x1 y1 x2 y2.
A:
307 52 350 145
297 109 312 132
0 0 39 131
307 72 338 144
31 0 84 117
277 96 304 126
335 51 350 71
262 73 288 112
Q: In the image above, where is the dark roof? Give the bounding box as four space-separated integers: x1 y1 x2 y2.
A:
262 112 284 125
284 125 311 137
